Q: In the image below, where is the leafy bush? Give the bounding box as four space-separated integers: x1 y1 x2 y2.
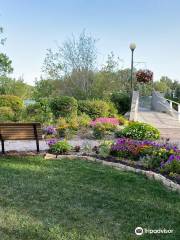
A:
110 92 130 114
78 100 117 119
67 117 79 130
50 96 78 118
25 102 53 124
99 141 113 158
92 122 116 139
116 122 160 140
117 115 129 125
26 102 42 116
92 123 107 139
0 106 14 121
49 140 71 154
56 118 69 137
77 113 91 127
0 95 24 112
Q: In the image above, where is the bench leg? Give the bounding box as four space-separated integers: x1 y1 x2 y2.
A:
1 140 5 154
36 139 40 153
33 124 40 153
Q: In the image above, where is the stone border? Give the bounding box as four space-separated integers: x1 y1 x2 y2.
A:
45 153 180 193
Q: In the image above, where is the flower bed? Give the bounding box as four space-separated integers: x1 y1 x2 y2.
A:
46 136 180 184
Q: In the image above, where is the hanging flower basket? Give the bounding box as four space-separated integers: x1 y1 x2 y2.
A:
136 69 153 84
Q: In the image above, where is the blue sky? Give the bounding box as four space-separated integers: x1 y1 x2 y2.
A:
0 0 180 84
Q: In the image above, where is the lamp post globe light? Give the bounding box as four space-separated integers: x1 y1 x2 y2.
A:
129 43 136 94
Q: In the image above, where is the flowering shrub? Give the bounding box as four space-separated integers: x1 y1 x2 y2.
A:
43 126 57 135
111 138 148 160
160 155 180 174
91 118 119 139
90 117 119 126
136 69 153 84
116 122 160 140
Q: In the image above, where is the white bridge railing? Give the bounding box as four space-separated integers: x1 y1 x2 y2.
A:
166 98 180 121
129 91 139 121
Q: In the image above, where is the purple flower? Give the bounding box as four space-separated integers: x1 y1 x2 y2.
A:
43 126 57 135
161 154 180 168
47 138 58 146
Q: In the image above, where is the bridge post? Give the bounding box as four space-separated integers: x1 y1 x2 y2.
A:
178 104 180 121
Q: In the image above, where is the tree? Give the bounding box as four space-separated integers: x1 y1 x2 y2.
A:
0 53 13 75
0 76 33 99
42 49 63 80
0 26 13 76
43 30 97 77
33 78 60 100
102 52 122 72
42 30 98 98
60 30 97 73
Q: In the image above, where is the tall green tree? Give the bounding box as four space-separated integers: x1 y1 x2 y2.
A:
0 26 13 76
0 76 33 99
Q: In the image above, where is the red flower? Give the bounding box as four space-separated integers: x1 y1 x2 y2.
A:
136 69 153 84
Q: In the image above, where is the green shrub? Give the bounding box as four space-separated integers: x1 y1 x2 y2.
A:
78 100 117 119
25 102 53 124
92 123 106 139
160 160 180 175
49 140 71 154
50 96 78 118
77 113 91 127
110 92 130 114
92 123 116 139
0 95 24 112
116 122 160 140
67 117 79 130
117 114 129 125
99 141 113 158
0 106 14 121
56 118 69 137
106 102 118 117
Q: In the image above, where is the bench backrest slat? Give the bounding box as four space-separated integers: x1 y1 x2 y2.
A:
0 123 42 140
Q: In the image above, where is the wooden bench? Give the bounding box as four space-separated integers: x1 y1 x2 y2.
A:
0 123 42 154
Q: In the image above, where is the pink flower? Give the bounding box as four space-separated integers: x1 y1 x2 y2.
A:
90 117 119 126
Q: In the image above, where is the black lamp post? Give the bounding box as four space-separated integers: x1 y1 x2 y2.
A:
129 43 136 94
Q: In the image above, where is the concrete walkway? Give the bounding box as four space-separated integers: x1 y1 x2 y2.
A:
2 139 101 152
137 107 180 144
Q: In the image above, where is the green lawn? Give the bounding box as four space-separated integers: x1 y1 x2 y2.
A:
0 156 179 240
